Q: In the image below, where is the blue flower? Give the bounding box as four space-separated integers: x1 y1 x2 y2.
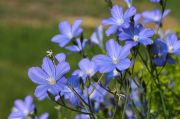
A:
28 56 70 100
142 9 170 24
102 5 136 36
93 39 132 73
90 25 103 49
151 39 168 66
9 96 35 119
119 24 154 46
105 69 120 86
150 0 160 3
75 113 90 119
126 105 135 119
73 69 87 83
51 19 83 47
61 75 82 106
77 58 97 81
66 38 87 52
89 84 108 103
164 32 180 55
36 113 49 119
55 53 66 63
130 81 142 108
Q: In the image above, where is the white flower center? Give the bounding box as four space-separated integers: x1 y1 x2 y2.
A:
168 46 174 53
79 71 83 77
112 57 119 64
67 33 73 39
23 110 29 116
133 35 139 41
154 16 160 21
158 53 162 57
47 76 56 85
117 18 124 26
86 70 94 76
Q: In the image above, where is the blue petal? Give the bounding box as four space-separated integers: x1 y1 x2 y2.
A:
162 9 170 18
55 53 66 63
111 5 123 19
124 6 136 19
51 34 71 47
51 35 71 47
66 45 80 52
139 38 153 46
165 33 177 46
24 96 34 111
72 19 83 36
90 25 103 48
73 69 87 83
68 75 80 88
58 21 71 35
119 44 132 59
14 100 26 111
102 18 115 25
78 58 97 76
28 67 48 85
39 113 49 119
105 25 118 36
139 28 154 38
34 85 49 100
106 39 122 59
42 57 56 77
92 55 115 73
116 58 131 71
9 112 23 118
56 62 70 80
119 32 131 40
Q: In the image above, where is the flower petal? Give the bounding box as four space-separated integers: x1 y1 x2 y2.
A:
111 5 123 19
14 100 26 111
66 45 80 52
116 58 131 71
105 25 118 36
34 85 49 100
58 21 71 35
139 28 154 38
56 62 70 80
28 67 48 85
119 44 132 59
139 38 153 46
106 39 122 59
72 19 83 36
51 34 71 47
93 55 115 73
124 6 136 19
42 57 56 77
55 53 66 63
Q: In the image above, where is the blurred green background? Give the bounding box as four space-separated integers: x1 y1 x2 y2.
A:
0 0 179 118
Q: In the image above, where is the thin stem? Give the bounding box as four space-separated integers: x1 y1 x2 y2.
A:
121 95 128 119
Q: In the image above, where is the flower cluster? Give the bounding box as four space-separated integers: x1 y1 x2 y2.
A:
9 0 180 119
9 96 48 119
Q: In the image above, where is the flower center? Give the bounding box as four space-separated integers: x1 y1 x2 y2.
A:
117 18 124 26
133 35 139 41
47 77 56 85
23 109 29 116
158 53 162 57
154 16 160 21
67 33 73 39
86 70 94 76
168 46 174 53
112 57 119 64
79 71 83 77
